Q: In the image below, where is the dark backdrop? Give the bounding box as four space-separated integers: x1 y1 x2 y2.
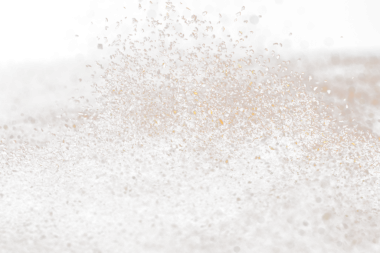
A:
0 0 380 64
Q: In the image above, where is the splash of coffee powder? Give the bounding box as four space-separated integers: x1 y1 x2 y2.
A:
0 2 380 253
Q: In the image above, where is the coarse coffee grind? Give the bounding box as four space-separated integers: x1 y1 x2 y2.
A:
0 1 380 253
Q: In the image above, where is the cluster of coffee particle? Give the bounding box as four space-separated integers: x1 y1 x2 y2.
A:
1 2 380 252
292 52 380 134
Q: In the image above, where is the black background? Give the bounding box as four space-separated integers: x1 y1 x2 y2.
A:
0 0 380 64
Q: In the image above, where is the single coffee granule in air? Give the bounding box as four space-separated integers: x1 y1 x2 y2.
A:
1 1 380 253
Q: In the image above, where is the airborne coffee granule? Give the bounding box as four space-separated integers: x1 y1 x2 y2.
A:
1 1 380 253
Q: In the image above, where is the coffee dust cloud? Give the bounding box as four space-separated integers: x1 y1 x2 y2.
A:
1 1 380 252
